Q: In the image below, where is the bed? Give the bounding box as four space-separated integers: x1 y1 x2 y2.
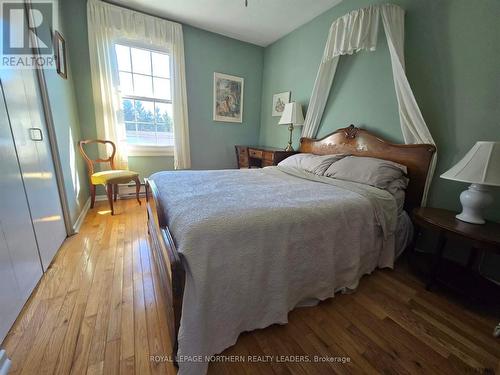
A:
145 125 436 374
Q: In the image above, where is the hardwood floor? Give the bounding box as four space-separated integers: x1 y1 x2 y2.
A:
2 200 499 374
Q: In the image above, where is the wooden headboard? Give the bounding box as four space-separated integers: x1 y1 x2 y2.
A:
300 125 436 211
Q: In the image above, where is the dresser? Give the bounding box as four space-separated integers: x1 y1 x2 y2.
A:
235 145 298 168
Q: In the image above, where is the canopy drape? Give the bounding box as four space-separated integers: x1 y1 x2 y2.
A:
88 0 191 169
301 4 436 205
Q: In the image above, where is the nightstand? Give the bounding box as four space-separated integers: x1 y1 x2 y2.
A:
411 207 500 300
235 145 297 168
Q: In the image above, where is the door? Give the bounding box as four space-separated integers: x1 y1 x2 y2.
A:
0 82 43 342
0 3 67 271
0 66 67 271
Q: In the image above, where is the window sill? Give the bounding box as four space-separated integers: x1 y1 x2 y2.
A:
127 145 174 157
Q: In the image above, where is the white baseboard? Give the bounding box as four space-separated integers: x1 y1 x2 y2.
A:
72 198 91 234
0 350 11 375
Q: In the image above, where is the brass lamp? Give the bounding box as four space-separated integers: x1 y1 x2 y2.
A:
279 102 304 151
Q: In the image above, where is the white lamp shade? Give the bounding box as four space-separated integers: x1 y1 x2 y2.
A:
441 141 500 187
279 102 304 126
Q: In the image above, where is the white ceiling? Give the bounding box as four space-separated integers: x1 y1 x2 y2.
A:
109 0 343 47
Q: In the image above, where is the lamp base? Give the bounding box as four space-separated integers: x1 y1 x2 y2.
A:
284 124 294 152
455 184 493 225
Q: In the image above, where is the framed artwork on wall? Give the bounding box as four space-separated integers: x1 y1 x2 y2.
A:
272 91 290 117
54 31 67 79
213 72 244 123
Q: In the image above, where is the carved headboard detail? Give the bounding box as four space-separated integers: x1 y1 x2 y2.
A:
299 125 436 211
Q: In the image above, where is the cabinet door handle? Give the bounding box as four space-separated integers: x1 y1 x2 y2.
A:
28 127 43 141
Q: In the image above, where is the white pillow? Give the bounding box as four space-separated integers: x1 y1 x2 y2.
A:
278 153 348 175
323 156 407 190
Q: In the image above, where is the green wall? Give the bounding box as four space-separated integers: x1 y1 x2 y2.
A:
259 0 500 223
184 25 263 170
62 0 263 181
43 0 89 227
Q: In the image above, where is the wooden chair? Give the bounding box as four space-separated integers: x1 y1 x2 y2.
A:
78 139 141 215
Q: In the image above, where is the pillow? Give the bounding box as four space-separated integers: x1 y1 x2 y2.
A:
323 156 408 190
278 153 348 175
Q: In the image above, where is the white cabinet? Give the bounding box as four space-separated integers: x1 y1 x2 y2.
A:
0 83 43 342
2 68 67 271
0 0 68 345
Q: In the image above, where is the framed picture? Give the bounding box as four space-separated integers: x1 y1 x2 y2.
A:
54 31 67 79
272 91 290 117
213 72 244 123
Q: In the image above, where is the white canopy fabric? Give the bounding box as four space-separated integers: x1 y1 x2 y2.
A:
88 0 191 169
301 4 436 205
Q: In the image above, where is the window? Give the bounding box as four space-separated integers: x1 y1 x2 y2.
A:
114 43 173 154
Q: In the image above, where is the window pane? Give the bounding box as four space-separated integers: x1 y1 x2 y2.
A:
155 102 173 131
136 123 157 145
152 52 170 78
134 100 154 122
125 122 136 132
138 123 155 132
153 77 171 100
119 72 133 96
115 44 131 72
125 122 138 144
133 74 153 97
122 99 135 121
131 48 151 75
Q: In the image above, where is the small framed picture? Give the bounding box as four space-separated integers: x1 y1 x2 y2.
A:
54 31 67 79
213 72 244 123
272 91 290 117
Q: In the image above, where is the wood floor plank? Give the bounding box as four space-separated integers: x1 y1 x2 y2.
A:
2 200 498 375
87 221 119 367
7 298 51 373
335 296 451 375
120 212 135 364
39 290 79 375
103 338 121 375
19 295 65 375
70 314 97 375
361 282 492 370
107 222 125 343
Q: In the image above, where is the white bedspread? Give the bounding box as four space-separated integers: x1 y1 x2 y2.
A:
150 166 398 375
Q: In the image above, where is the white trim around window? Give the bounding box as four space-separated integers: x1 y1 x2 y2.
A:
127 144 174 157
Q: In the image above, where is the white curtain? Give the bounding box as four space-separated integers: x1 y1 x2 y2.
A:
302 5 380 137
87 0 191 169
88 0 128 169
380 5 436 204
301 4 436 205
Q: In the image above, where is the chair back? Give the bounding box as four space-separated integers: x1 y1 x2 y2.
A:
78 139 116 176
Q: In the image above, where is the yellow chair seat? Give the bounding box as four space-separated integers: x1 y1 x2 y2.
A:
91 170 139 185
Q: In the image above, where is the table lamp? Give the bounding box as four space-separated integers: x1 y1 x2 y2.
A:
440 141 500 224
279 102 304 151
